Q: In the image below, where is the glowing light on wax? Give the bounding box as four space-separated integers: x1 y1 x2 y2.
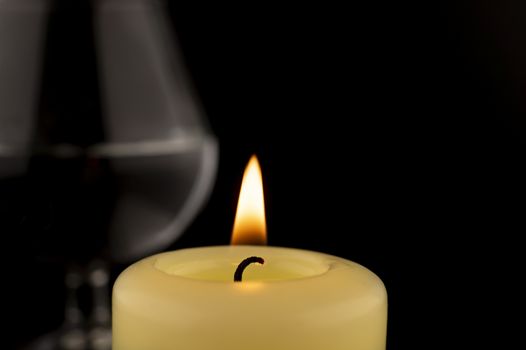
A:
112 155 388 350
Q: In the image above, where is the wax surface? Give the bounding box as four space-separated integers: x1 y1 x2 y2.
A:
113 246 387 350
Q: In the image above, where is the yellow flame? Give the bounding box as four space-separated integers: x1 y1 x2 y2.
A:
231 155 267 245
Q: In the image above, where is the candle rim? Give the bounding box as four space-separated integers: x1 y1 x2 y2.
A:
147 245 373 284
113 245 388 322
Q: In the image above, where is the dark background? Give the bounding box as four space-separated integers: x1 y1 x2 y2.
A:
4 0 524 349
171 1 523 348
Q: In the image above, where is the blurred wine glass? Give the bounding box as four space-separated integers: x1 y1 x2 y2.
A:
0 0 218 348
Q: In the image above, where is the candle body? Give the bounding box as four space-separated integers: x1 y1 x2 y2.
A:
113 246 387 350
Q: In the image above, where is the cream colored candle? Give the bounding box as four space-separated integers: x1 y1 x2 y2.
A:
113 246 387 350
112 156 388 350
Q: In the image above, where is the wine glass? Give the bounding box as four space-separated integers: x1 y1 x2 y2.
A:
0 0 218 348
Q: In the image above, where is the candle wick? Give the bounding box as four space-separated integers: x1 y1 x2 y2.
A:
234 256 265 282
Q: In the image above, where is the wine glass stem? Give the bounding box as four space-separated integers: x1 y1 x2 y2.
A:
88 260 112 350
64 268 84 327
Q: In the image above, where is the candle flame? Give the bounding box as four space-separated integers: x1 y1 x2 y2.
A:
231 155 267 245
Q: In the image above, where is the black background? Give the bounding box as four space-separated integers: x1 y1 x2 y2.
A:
5 0 524 349
171 2 523 348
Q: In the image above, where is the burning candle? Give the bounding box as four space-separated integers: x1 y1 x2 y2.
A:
112 156 387 350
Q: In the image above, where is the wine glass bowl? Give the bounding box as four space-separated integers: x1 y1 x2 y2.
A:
0 0 218 348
